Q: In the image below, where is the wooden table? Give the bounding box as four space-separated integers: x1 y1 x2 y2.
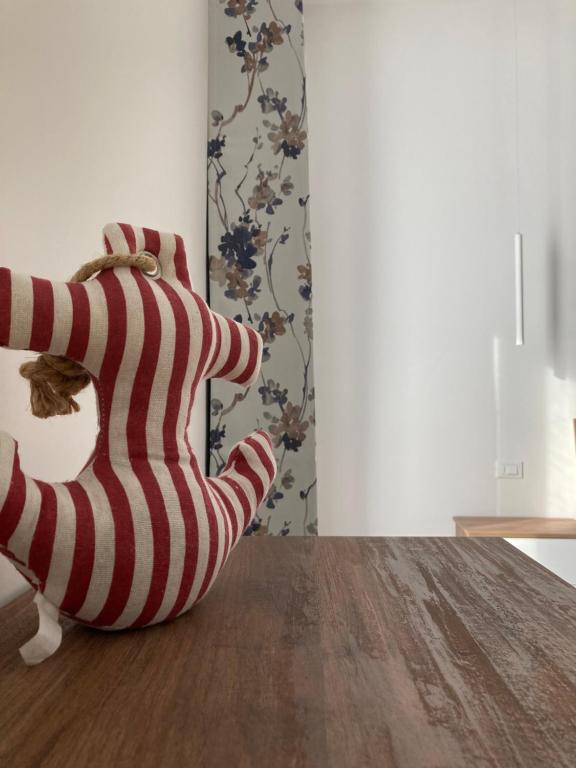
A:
1 538 576 767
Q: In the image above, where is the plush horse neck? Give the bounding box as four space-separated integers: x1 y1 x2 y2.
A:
19 250 158 419
0 223 276 663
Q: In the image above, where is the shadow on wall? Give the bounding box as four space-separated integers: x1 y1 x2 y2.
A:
546 235 564 381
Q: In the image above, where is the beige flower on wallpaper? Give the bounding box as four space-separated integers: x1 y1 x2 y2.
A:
209 255 228 287
268 111 307 156
297 263 311 283
209 257 254 302
304 307 314 340
253 228 268 253
225 264 250 300
226 0 248 15
265 21 284 47
269 402 310 449
248 175 276 210
260 311 287 343
221 0 258 21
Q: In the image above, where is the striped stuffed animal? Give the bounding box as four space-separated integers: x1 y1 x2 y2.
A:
0 223 276 663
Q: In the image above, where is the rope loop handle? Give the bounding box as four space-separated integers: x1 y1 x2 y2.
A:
21 252 158 418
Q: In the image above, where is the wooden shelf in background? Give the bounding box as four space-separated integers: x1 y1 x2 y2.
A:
454 516 576 539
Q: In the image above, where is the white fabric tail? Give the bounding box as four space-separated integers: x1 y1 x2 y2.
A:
19 592 62 666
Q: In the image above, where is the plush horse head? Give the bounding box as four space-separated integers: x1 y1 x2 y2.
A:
0 223 276 663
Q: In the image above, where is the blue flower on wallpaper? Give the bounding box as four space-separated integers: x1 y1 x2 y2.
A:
218 224 258 270
265 485 284 509
258 88 288 115
209 425 226 452
259 379 289 407
244 516 263 535
208 136 226 159
226 30 247 57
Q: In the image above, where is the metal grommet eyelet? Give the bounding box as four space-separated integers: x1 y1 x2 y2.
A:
139 250 162 280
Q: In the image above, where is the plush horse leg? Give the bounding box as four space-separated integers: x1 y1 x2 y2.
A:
0 432 65 664
208 429 276 546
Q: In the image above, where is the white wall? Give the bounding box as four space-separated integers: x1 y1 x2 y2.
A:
0 0 208 604
307 0 576 535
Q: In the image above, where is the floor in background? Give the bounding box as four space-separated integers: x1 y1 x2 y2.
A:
506 539 576 587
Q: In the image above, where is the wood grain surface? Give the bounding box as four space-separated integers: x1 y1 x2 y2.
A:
454 516 576 538
1 537 576 768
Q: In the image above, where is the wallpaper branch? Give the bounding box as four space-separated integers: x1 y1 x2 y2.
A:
207 0 317 536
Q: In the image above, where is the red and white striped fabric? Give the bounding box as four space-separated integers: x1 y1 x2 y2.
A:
0 223 276 648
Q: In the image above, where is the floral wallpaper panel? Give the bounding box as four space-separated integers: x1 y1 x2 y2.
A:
207 0 317 536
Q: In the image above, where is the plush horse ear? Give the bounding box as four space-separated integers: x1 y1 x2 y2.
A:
102 223 192 290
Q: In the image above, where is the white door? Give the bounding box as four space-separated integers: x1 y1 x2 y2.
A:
306 0 576 540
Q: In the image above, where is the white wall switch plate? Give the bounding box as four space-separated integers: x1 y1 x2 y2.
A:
495 461 524 479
